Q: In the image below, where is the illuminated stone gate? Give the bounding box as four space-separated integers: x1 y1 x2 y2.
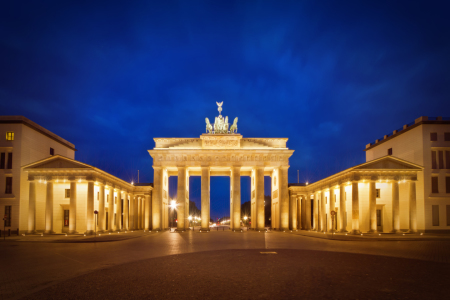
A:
148 103 294 231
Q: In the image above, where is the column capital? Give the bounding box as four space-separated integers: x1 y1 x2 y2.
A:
152 165 162 170
279 165 290 170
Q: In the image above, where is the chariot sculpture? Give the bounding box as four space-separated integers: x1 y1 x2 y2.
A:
205 102 238 134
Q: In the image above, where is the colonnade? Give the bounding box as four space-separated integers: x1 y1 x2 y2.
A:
27 178 151 234
290 179 418 233
152 165 290 232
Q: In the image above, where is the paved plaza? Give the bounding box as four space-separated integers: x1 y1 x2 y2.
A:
1 229 450 299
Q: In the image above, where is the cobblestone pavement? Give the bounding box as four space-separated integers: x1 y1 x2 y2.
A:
1 230 449 299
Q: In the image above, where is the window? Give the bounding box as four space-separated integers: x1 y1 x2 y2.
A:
446 151 450 169
376 189 380 198
430 132 437 141
50 148 54 155
65 189 70 198
446 177 450 194
388 148 392 155
4 206 11 227
0 153 4 169
5 177 12 194
432 151 437 169
7 153 12 169
64 210 69 226
432 205 439 226
445 132 450 141
5 132 14 141
432 177 439 193
439 151 444 169
447 206 450 226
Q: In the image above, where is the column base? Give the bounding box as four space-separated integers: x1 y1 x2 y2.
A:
407 230 417 234
337 230 348 233
350 230 361 235
68 230 78 234
27 230 36 234
390 230 400 233
367 230 377 234
85 230 95 235
44 230 55 234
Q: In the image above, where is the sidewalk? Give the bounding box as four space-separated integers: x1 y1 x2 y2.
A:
285 229 450 241
0 230 155 243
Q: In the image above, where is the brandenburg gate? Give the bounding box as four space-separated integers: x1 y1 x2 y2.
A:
148 102 294 231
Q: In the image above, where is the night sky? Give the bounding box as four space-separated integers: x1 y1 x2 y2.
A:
1 1 449 220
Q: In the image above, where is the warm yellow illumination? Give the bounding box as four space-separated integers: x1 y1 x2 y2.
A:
6 131 14 141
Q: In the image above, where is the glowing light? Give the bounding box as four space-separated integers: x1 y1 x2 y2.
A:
78 179 81 183
188 216 192 221
131 181 134 185
169 200 177 209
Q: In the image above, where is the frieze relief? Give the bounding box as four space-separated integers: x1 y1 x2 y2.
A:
154 153 290 163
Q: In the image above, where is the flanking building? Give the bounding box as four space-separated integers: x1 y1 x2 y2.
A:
289 116 450 233
0 116 151 234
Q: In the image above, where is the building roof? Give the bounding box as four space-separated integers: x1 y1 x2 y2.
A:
364 116 450 151
0 115 76 151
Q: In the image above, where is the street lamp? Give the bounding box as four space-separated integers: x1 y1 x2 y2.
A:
244 216 248 228
169 200 177 229
188 215 192 228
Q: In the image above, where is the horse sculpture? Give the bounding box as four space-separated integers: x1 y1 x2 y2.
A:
205 118 213 133
230 117 238 133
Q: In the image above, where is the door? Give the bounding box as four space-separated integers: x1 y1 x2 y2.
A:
376 209 383 232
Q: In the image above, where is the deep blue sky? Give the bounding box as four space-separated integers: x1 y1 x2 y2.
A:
1 1 449 219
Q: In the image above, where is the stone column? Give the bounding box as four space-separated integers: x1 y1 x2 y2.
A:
409 181 417 233
116 189 122 231
141 197 144 229
98 184 106 232
130 195 135 230
279 166 289 231
177 166 186 231
123 192 129 231
108 185 115 232
313 193 319 230
391 180 400 233
145 194 151 230
321 190 326 232
328 188 335 232
232 166 241 230
201 166 210 231
27 180 36 233
152 167 162 230
290 194 297 230
297 196 302 230
351 181 360 234
305 194 311 230
137 197 141 229
69 181 77 234
339 184 347 232
44 180 54 234
368 180 377 233
86 181 94 234
255 166 265 230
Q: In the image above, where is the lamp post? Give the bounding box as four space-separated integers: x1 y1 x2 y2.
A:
188 215 192 229
94 210 98 242
169 200 177 231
